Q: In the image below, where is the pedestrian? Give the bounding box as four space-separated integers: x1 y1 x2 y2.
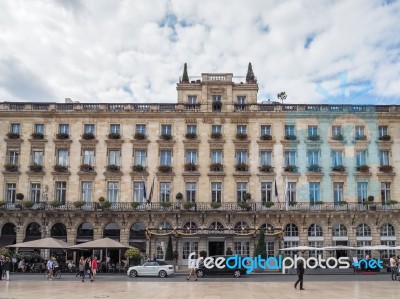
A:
0 255 4 280
46 258 53 280
390 255 397 281
294 259 305 290
83 257 91 282
91 256 98 281
186 256 197 281
3 257 11 281
78 257 85 281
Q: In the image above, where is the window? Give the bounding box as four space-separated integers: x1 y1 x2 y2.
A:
32 150 43 165
307 150 319 166
261 182 272 202
8 150 19 165
10 123 20 134
284 151 296 166
236 125 247 134
332 150 343 167
265 241 275 258
30 183 41 203
55 181 66 204
59 124 69 134
6 183 16 203
159 183 170 202
186 124 197 134
284 125 295 136
108 150 120 166
260 125 271 136
156 243 164 260
133 182 145 203
107 182 119 202
212 95 221 102
186 150 197 164
284 223 299 237
309 183 320 203
332 224 347 237
134 150 146 166
308 125 318 137
287 182 296 202
211 182 222 202
260 151 272 166
183 241 198 259
378 126 388 138
236 182 247 202
110 124 120 134
381 240 395 259
283 241 299 257
57 149 68 166
83 150 95 165
356 241 371 259
381 182 391 203
135 124 147 135
84 124 95 134
211 150 222 164
381 223 395 236
234 241 250 256
379 151 389 165
356 223 371 237
308 224 323 237
332 126 341 137
161 124 172 135
333 183 344 203
357 182 368 203
236 150 247 164
34 124 44 134
81 182 92 202
160 150 172 166
308 241 323 258
355 125 365 139
211 125 222 134
187 95 197 104
183 222 198 233
356 150 367 166
186 183 196 202
212 96 222 112
237 96 246 104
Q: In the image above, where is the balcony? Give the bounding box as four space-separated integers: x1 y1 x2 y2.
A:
82 132 95 140
80 164 95 172
29 164 44 172
3 164 19 172
332 165 346 172
158 165 172 173
356 165 370 173
160 134 173 141
31 132 44 140
185 133 197 140
260 134 272 141
331 134 344 141
378 135 391 141
6 132 20 139
307 164 321 172
56 133 70 140
259 165 273 173
235 163 249 172
284 135 297 141
108 132 121 140
184 163 198 172
235 133 248 140
354 135 367 141
210 132 222 140
106 164 121 172
307 135 320 141
53 165 69 172
132 165 146 173
210 163 224 172
284 165 297 173
378 165 393 173
134 133 147 140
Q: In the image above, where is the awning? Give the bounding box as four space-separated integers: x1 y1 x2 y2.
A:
0 235 16 247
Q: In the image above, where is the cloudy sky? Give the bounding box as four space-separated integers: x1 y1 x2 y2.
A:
0 0 399 104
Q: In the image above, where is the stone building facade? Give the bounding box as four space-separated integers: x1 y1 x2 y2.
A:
0 72 399 265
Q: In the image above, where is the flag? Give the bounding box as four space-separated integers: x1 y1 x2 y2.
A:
142 176 147 203
284 176 289 211
274 179 279 202
147 176 155 203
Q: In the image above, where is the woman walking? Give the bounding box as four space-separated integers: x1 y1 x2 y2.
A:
3 257 11 281
78 257 85 282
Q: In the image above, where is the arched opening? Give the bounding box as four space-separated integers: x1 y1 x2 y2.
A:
50 223 67 241
76 223 93 243
332 224 348 258
308 224 324 257
283 223 299 258
380 223 396 258
0 223 16 247
103 223 120 241
208 221 225 256
25 222 41 242
356 223 372 258
129 223 146 253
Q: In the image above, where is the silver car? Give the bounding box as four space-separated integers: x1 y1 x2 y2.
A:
127 260 174 278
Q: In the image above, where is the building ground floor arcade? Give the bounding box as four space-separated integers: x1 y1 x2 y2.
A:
1 210 399 266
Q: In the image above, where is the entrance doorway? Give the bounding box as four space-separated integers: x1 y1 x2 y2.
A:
208 241 224 256
335 241 348 258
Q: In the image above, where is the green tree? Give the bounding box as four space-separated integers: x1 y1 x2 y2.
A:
182 63 189 82
246 62 255 83
165 235 174 260
253 230 267 259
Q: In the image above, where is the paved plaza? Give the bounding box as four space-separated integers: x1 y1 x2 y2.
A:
1 278 400 299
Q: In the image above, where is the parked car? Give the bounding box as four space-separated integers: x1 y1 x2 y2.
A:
196 255 247 278
127 260 174 278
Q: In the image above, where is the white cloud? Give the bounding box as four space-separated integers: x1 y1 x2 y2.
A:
0 0 399 104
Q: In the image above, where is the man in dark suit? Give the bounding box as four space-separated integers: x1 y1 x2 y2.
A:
0 255 4 280
294 259 305 290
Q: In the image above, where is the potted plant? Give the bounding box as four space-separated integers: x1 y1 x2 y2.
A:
49 200 62 208
236 133 248 140
332 165 346 172
307 135 320 141
210 132 222 139
184 163 197 171
181 63 190 83
246 62 255 84
108 132 121 139
338 200 348 205
165 236 174 261
210 163 223 172
245 193 252 201
289 201 297 206
98 196 105 203
0 200 7 208
80 164 94 171
56 132 69 139
4 164 18 172
183 202 195 210
235 163 248 172
106 164 120 172
22 200 34 208
284 135 297 140
29 164 43 172
386 200 398 205
175 192 183 201
238 201 250 210
100 200 112 209
160 201 172 208
263 201 274 208
314 201 324 205
185 132 197 139
6 132 20 139
158 165 172 173
332 134 344 141
54 164 68 172
16 193 24 201
379 165 393 173
260 165 273 172
125 248 142 266
160 134 172 140
82 132 95 140
134 132 146 140
74 200 86 208
379 135 391 141
226 247 233 255
211 202 221 209
131 202 140 209
284 165 297 172
31 132 44 139
355 135 367 141
308 164 321 172
356 165 370 172
132 165 144 172
253 230 267 267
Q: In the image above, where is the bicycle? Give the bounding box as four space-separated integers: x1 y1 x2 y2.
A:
44 268 62 279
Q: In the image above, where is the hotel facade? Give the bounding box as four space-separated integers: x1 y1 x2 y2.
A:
0 71 399 264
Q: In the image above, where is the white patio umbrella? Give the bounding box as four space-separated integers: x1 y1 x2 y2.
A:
357 245 395 251
280 246 319 251
322 246 356 250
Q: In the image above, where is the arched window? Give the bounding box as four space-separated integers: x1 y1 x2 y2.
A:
50 223 67 241
209 221 224 230
157 221 172 232
284 223 298 237
332 224 347 237
103 223 120 240
25 222 41 241
234 221 249 232
130 223 146 239
308 224 323 237
76 223 93 243
183 221 198 233
259 223 274 233
356 223 371 237
1 223 16 236
381 223 395 236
